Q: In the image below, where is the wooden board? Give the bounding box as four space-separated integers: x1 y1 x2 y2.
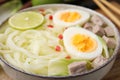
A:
0 1 120 80
0 67 12 80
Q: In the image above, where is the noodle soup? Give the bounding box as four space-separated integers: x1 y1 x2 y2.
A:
0 5 118 77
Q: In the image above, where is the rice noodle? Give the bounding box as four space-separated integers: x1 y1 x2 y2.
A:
6 31 41 58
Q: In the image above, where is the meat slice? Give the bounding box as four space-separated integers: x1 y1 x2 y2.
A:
92 25 105 36
102 35 116 49
91 15 105 26
68 61 87 75
104 26 115 37
92 56 107 68
83 22 93 31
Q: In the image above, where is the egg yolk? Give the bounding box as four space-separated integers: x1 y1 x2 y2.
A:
60 12 81 22
71 34 97 52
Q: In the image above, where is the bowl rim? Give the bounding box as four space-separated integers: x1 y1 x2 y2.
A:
0 4 120 79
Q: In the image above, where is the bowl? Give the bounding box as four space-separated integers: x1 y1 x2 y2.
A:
0 4 120 80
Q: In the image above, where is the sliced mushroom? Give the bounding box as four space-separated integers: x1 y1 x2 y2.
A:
83 22 93 31
68 61 87 75
92 25 105 37
104 26 115 37
102 35 116 49
92 56 107 68
91 15 105 27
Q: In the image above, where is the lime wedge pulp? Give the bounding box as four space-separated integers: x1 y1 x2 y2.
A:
8 11 44 30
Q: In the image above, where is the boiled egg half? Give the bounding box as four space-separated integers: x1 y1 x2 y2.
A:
63 27 102 60
53 9 90 27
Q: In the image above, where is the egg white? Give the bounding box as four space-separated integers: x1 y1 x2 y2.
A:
53 9 90 27
63 27 102 60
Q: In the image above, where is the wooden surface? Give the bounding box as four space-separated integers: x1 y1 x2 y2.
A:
0 1 120 80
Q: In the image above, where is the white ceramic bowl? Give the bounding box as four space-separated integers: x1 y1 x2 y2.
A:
0 4 120 80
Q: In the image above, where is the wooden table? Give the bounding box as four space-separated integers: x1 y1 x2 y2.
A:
0 1 120 80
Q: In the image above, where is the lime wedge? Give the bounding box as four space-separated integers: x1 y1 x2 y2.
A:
8 11 44 30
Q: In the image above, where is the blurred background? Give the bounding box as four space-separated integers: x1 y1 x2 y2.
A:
0 0 120 9
0 0 120 23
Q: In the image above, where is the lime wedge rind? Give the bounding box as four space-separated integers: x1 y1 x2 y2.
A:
8 11 44 30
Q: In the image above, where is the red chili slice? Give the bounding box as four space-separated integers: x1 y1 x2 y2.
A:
47 25 54 28
58 34 63 40
55 46 61 52
49 15 53 20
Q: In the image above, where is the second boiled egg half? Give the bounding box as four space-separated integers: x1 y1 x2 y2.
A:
53 9 90 27
63 27 102 60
